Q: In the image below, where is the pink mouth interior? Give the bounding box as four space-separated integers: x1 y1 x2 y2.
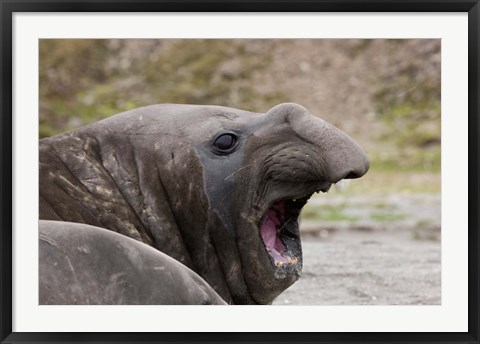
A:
260 201 289 264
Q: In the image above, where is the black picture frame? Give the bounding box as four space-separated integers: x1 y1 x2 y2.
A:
1 1 479 343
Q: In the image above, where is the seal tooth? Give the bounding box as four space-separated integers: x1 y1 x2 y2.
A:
287 257 298 264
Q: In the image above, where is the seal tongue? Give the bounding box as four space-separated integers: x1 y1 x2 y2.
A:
260 206 288 264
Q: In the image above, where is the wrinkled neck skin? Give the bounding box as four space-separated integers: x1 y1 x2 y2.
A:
39 105 260 305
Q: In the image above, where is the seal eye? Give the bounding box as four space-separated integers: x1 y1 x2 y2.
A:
213 133 237 152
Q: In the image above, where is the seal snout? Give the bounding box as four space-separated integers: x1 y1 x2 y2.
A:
323 139 370 185
274 103 370 185
326 150 370 185
266 103 369 181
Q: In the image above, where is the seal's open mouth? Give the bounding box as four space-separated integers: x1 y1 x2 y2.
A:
259 182 332 269
259 196 310 267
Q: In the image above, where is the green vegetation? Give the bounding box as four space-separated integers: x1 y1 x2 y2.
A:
416 219 433 228
412 229 440 241
39 39 282 137
372 40 441 173
344 171 441 195
370 212 407 222
302 204 360 222
370 101 440 173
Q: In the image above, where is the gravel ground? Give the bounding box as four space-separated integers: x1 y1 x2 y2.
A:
274 193 441 305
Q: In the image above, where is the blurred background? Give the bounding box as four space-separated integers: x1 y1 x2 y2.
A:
39 39 441 305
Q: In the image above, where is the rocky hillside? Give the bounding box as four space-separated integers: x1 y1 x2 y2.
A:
40 39 440 173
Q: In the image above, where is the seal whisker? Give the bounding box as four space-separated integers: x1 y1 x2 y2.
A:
224 163 255 181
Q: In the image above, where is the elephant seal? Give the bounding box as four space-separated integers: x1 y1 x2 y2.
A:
39 220 226 305
39 103 369 304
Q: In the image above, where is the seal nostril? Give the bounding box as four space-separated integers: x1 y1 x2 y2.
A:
344 171 361 179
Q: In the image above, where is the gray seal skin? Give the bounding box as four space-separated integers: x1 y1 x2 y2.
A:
39 103 369 305
39 220 227 305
